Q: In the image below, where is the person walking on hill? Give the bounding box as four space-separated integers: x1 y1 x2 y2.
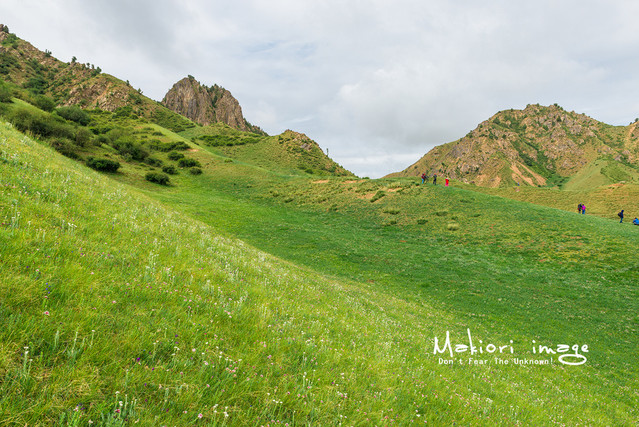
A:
445 177 449 187
618 210 624 223
581 204 586 215
432 173 437 185
578 203 583 214
421 173 426 184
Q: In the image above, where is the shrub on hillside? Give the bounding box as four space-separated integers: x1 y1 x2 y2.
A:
145 172 170 185
94 134 109 146
49 138 81 160
0 82 12 103
189 167 203 175
112 138 149 162
149 140 190 152
162 165 178 175
56 106 91 126
23 76 48 95
74 127 93 147
8 107 75 139
178 158 201 168
167 151 184 161
145 156 163 167
86 157 121 173
33 95 56 112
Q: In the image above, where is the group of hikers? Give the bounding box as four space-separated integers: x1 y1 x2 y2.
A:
579 204 639 225
616 209 639 225
421 172 449 187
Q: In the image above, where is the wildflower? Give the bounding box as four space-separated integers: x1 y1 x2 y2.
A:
198 413 203 419
43 311 50 316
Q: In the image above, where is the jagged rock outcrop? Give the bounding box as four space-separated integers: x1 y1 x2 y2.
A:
162 76 263 134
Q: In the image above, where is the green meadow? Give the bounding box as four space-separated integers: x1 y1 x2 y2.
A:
1 110 639 427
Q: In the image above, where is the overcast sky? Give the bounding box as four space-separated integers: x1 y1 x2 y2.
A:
2 0 639 177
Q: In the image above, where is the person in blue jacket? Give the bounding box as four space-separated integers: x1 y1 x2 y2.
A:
633 218 639 226
618 210 624 223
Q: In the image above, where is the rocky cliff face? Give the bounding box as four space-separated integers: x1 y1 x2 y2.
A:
162 76 263 134
388 104 639 187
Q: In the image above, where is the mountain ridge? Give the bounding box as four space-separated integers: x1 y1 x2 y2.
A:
0 24 196 132
388 104 639 188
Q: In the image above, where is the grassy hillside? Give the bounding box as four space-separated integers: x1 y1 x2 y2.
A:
3 109 639 425
181 124 353 177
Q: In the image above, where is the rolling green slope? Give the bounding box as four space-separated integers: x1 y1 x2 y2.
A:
3 109 639 425
181 124 353 177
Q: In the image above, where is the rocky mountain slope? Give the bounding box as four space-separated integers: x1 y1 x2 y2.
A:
162 76 264 134
389 104 639 188
0 25 194 132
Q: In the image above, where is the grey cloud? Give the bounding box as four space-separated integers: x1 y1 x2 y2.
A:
2 0 639 177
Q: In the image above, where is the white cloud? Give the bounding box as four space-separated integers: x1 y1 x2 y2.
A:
2 0 639 177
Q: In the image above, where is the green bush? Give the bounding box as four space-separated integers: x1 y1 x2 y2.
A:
167 151 184 161
74 127 93 147
145 172 170 185
162 165 178 175
56 106 90 126
189 167 203 175
23 76 48 95
0 81 12 103
8 107 74 139
148 140 190 152
86 157 121 173
178 158 201 168
33 95 56 112
112 139 149 161
49 138 81 160
95 134 109 146
145 156 163 167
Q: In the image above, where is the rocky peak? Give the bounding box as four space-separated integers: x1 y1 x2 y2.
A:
162 76 262 134
388 104 639 188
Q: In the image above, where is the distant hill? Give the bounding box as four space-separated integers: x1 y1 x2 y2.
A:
162 76 265 134
389 104 639 188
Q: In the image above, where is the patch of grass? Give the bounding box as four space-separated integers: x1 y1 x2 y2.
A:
370 190 385 202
